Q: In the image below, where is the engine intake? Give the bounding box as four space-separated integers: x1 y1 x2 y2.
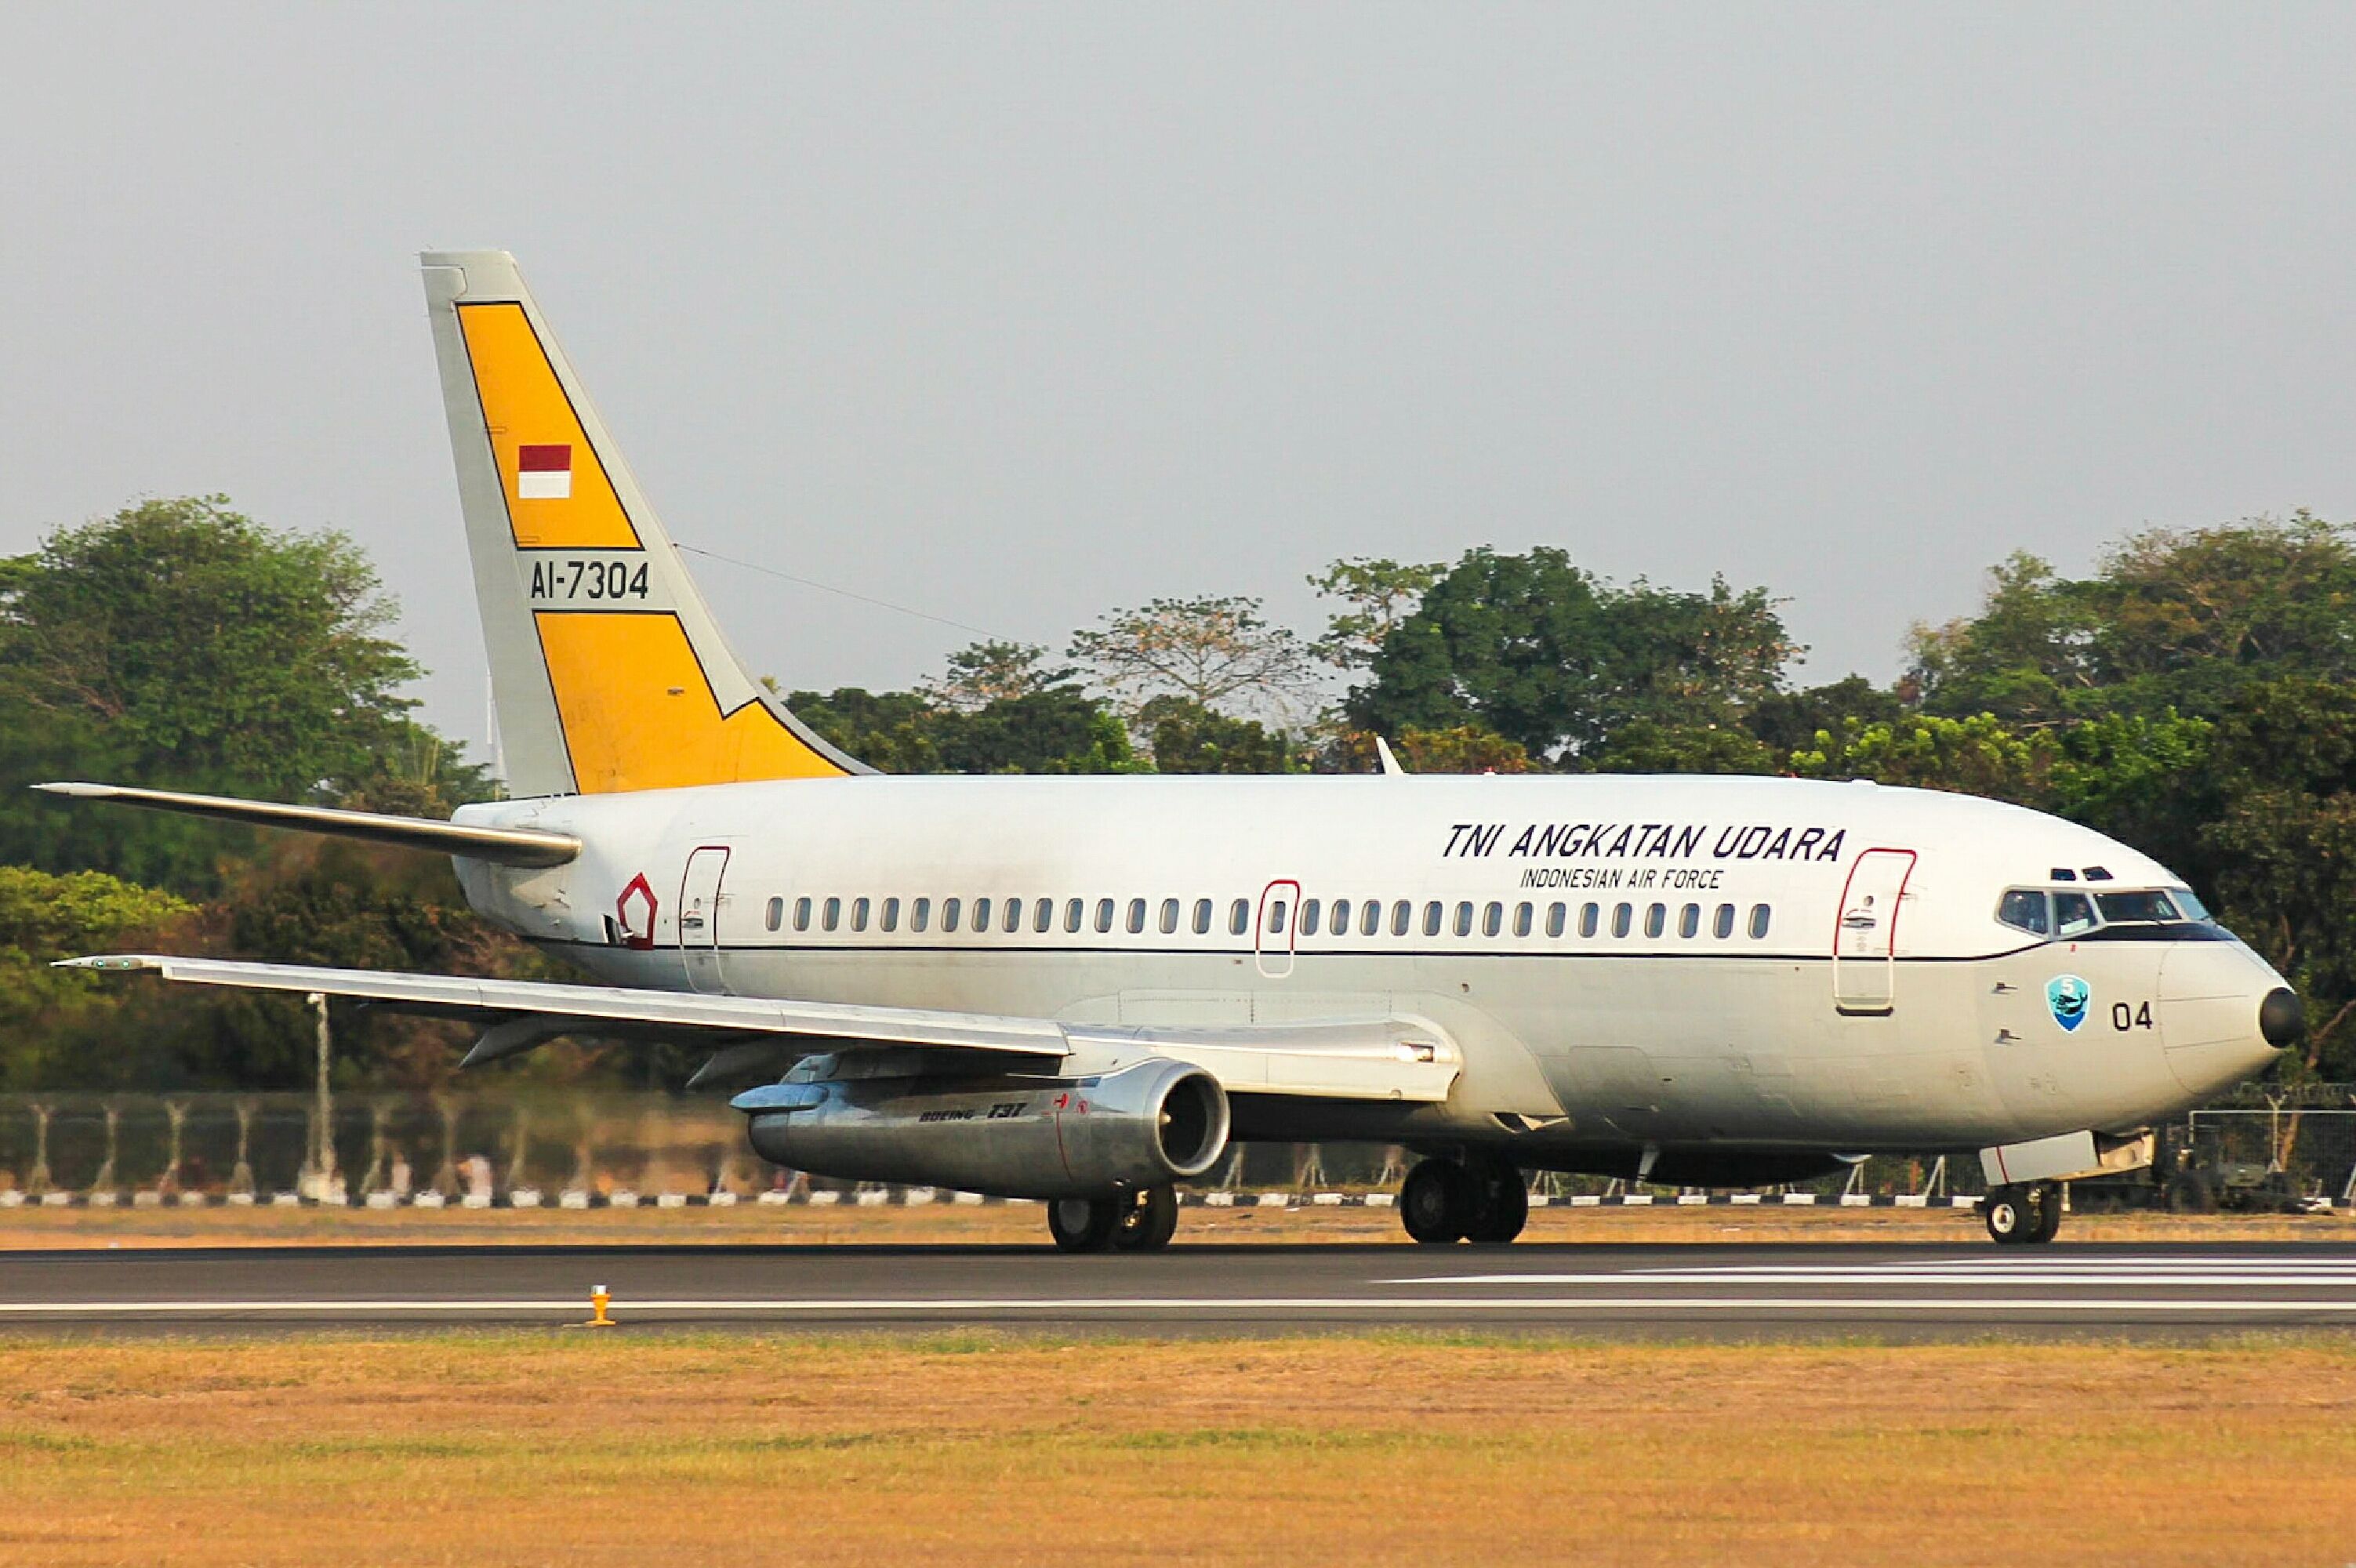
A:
742 1058 1230 1200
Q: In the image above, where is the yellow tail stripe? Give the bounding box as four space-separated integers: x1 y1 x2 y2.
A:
535 612 849 792
456 303 642 551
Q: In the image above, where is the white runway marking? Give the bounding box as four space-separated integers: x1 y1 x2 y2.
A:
4 1296 2356 1316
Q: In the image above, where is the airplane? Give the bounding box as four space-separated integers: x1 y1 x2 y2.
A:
45 251 2302 1251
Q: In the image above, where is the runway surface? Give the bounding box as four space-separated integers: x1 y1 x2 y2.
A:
4 1242 2354 1334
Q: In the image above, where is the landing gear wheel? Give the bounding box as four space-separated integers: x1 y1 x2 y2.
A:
1984 1184 2032 1244
1113 1185 1180 1251
2028 1181 2064 1243
1461 1156 1530 1245
1400 1158 1469 1244
1047 1196 1120 1253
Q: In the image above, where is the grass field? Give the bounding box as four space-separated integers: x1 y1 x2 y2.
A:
0 1198 2347 1248
1 1330 2351 1566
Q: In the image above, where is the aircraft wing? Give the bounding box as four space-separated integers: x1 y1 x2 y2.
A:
60 955 1462 1103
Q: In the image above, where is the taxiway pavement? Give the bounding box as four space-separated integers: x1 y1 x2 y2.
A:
3 1241 2353 1334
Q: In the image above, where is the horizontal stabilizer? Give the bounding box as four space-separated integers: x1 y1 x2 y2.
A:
63 955 1463 1102
34 783 580 869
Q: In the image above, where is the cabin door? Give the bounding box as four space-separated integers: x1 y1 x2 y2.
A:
1254 879 1300 979
678 845 731 995
1832 848 1915 1015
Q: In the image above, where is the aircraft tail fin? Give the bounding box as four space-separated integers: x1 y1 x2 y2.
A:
419 250 867 796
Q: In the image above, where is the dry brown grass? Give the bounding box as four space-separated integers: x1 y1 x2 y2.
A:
0 1331 2351 1566
0 1198 2346 1249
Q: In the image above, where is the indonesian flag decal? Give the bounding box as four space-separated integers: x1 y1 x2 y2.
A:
516 443 573 500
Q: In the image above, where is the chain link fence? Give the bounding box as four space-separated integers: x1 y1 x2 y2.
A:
0 1087 2348 1207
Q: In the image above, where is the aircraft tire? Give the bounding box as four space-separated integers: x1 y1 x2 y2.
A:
2027 1181 2064 1243
1113 1185 1181 1251
1048 1196 1120 1253
1400 1158 1469 1244
1461 1156 1530 1245
1982 1185 2031 1244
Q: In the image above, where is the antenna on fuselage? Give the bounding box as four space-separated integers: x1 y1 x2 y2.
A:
1374 736 1407 777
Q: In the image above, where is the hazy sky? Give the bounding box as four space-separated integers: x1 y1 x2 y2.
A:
5 4 2352 757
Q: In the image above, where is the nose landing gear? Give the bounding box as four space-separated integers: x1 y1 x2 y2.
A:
1399 1155 1530 1244
1983 1181 2064 1244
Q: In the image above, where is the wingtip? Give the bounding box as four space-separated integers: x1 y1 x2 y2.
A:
31 781 110 797
53 954 162 972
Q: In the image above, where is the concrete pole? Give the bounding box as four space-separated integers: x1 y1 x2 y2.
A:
310 992 337 1198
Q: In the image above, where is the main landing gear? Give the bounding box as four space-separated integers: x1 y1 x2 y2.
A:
1047 1184 1180 1253
1399 1154 1530 1244
1982 1181 2065 1245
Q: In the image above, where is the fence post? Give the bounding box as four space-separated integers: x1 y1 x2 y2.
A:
27 1102 52 1197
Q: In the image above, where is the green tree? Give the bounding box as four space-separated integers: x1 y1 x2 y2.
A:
1911 515 2356 724
1141 697 1298 774
1307 556 1446 671
0 497 439 891
1745 675 1907 757
917 641 1074 713
1348 546 1795 762
1584 719 1780 776
1789 712 2054 803
0 866 194 1087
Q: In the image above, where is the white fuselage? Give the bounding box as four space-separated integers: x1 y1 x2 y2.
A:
453 772 2288 1169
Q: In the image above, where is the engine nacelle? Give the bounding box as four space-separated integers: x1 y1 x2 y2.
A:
742 1058 1231 1200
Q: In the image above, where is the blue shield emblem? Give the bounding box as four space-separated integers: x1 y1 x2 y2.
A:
2046 975 2090 1033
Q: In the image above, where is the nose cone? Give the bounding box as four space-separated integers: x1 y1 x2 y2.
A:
2158 944 2295 1098
2260 987 2305 1049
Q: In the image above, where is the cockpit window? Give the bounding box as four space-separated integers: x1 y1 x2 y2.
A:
1996 889 2050 935
2095 889 2180 924
2000 883 2213 938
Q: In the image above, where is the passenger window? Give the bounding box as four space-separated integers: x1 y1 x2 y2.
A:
1094 898 1114 935
1194 898 1213 935
1644 903 1665 938
1361 899 1382 937
1330 898 1350 935
1513 902 1533 938
2054 892 2097 936
1579 902 1599 938
1545 902 1566 938
1160 898 1180 935
1269 900 1289 935
1678 902 1699 938
1302 898 1322 937
1066 898 1084 934
1424 902 1444 937
1713 902 1734 938
765 896 784 932
1481 902 1502 938
1127 898 1146 935
851 897 871 932
880 897 900 933
974 897 993 931
1230 898 1250 936
1392 900 1411 937
942 897 961 933
1996 889 2050 935
793 896 812 932
1034 898 1053 933
1611 902 1632 938
1004 898 1022 934
822 896 841 931
911 897 930 933
1748 903 1771 939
